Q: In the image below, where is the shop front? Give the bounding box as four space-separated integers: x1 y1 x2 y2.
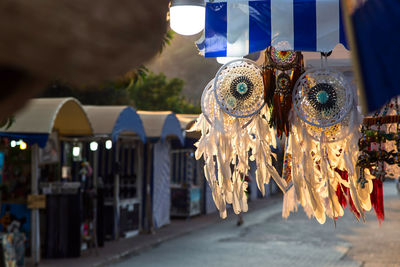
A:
84 106 146 241
0 98 93 263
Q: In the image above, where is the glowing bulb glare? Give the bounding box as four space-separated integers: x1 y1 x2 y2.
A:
105 140 113 150
10 140 16 148
19 141 27 150
170 5 205 35
90 141 98 152
72 146 81 157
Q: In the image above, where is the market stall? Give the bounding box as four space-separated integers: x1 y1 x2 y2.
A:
84 106 146 241
137 111 184 229
0 97 93 262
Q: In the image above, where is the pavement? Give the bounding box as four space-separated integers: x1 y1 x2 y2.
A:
38 195 281 267
39 183 400 267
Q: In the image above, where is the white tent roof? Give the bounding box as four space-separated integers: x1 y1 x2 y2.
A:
137 111 184 144
176 114 200 140
84 106 127 135
4 97 93 135
176 114 199 130
84 105 146 142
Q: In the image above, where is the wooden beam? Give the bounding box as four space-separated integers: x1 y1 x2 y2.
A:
363 115 400 126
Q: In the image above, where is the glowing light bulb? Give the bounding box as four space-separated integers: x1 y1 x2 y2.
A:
72 146 81 157
170 4 205 35
90 141 98 152
105 140 113 150
10 140 16 148
19 141 27 150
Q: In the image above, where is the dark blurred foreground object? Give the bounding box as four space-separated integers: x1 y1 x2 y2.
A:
342 0 400 112
0 0 169 121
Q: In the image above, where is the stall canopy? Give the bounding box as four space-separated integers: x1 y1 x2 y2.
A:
137 111 184 145
176 114 200 140
197 0 348 57
84 106 146 143
0 98 93 147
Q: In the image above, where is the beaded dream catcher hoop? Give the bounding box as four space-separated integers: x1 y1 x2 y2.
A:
201 78 253 129
293 68 353 128
213 58 265 118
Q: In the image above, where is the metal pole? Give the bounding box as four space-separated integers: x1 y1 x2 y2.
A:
30 144 40 265
92 148 99 252
113 141 120 239
145 143 154 233
136 142 143 232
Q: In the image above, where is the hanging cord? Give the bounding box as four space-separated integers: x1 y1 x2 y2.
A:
320 51 332 68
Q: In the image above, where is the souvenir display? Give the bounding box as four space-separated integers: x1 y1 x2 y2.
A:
182 0 395 226
356 96 400 222
190 61 287 218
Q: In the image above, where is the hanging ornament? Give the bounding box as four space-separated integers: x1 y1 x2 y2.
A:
263 46 304 138
213 58 265 118
267 47 299 71
293 68 353 128
282 67 370 224
190 62 287 219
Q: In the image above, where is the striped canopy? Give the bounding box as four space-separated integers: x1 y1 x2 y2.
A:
197 0 348 57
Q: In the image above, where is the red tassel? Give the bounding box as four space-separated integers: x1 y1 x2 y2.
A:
334 168 361 219
336 183 347 209
370 179 384 224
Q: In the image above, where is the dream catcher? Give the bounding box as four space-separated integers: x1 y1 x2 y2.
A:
190 59 287 218
263 47 304 137
282 65 370 224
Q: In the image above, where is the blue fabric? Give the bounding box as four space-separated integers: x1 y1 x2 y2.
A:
249 0 271 53
111 107 146 143
353 0 400 112
200 0 348 57
161 114 184 146
205 2 227 57
339 0 347 47
0 132 48 148
294 0 316 51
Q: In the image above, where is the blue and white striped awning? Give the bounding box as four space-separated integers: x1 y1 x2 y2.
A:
197 0 348 57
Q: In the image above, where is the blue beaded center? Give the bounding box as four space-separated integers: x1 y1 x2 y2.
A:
316 90 329 104
236 82 248 95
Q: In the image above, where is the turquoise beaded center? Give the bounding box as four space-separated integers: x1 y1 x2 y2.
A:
236 82 248 95
316 90 329 104
227 97 237 108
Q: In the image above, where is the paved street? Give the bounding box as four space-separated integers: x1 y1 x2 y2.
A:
115 183 400 267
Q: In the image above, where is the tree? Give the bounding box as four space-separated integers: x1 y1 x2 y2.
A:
129 72 200 114
41 71 200 114
41 80 133 106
